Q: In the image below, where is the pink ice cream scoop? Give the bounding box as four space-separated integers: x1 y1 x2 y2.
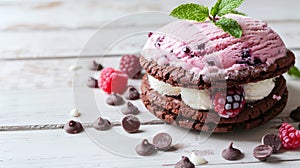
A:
141 14 287 75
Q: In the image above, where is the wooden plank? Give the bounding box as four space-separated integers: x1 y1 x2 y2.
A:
0 0 299 32
0 127 300 167
0 56 119 90
0 87 160 126
1 22 300 59
1 0 300 59
0 0 190 31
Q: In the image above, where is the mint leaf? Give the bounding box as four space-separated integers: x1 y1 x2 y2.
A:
170 4 209 22
218 0 244 16
288 66 300 77
211 0 222 17
215 17 242 38
231 10 247 16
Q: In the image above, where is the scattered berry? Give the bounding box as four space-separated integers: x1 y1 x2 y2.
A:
279 123 300 149
148 32 153 38
119 55 142 79
212 86 245 118
98 67 128 94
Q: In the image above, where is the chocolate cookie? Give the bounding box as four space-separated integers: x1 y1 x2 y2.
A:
141 75 288 133
140 50 295 90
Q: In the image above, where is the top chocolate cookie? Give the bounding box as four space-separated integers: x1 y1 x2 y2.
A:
140 14 295 89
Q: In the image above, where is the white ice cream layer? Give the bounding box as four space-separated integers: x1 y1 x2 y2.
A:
243 78 275 101
148 75 276 110
181 87 212 110
148 75 181 96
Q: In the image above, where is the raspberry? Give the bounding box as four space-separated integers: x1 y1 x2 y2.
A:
98 67 128 94
212 86 245 118
279 123 300 149
119 55 142 79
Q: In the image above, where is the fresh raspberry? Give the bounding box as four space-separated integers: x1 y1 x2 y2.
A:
119 55 142 79
279 123 300 149
212 86 245 118
98 67 128 94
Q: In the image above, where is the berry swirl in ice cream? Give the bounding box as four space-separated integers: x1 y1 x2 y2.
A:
141 14 294 89
143 14 286 72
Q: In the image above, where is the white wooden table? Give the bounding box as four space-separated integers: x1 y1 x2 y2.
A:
1 0 300 167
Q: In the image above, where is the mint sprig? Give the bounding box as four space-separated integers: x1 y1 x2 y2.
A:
288 66 300 78
231 10 246 16
217 0 244 16
170 0 245 38
170 4 209 22
215 17 242 38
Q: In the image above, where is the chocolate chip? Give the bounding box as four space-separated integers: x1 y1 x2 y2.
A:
93 117 112 131
290 106 300 121
64 120 84 134
253 145 273 161
106 93 124 106
175 156 195 168
190 152 208 165
124 86 140 100
222 142 243 160
261 133 281 153
89 60 103 71
121 102 139 115
87 76 98 88
122 115 140 133
135 139 157 156
152 132 172 150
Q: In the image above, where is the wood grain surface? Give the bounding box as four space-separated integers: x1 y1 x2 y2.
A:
1 0 300 167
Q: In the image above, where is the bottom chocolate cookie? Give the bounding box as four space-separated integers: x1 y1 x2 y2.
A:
141 75 288 133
